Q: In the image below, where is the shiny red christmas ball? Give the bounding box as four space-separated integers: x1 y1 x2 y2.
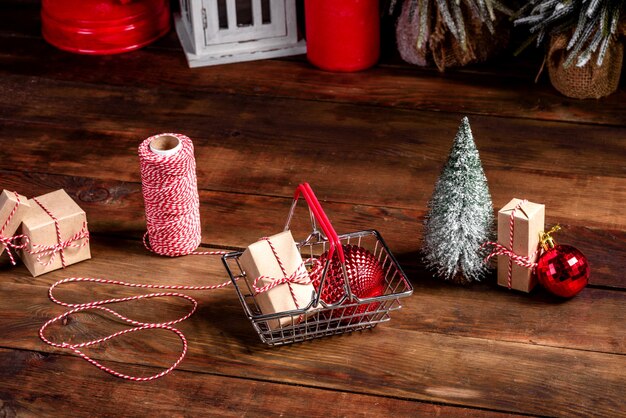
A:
536 245 589 298
310 245 385 318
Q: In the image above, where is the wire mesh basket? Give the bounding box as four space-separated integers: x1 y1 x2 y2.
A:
222 183 413 346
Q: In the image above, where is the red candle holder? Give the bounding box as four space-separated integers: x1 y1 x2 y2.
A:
305 0 380 72
41 0 170 55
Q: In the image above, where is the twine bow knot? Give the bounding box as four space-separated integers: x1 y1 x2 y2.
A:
30 222 90 267
251 237 317 309
0 233 30 265
30 197 90 268
0 191 28 265
252 262 314 294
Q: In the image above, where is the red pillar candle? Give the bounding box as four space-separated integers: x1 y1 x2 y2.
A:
305 0 380 72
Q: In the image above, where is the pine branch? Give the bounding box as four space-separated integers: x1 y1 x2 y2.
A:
515 0 625 68
394 0 517 46
452 1 468 49
417 0 431 49
436 0 460 39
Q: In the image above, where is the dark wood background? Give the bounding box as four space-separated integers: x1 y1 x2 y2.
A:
0 1 625 417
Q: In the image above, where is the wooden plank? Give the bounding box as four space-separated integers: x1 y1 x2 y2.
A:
0 170 623 289
1 239 625 416
1 33 626 127
405 278 626 354
3 236 625 354
0 81 624 230
0 281 624 416
1 237 624 356
0 348 514 418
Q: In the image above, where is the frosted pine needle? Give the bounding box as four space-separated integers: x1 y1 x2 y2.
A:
422 117 495 283
391 0 515 51
514 0 624 68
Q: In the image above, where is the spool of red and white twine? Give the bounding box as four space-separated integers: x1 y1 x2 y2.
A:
37 134 354 381
39 134 235 381
138 133 201 256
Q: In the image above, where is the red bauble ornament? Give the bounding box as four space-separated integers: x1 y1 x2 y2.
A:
310 245 385 318
536 228 590 298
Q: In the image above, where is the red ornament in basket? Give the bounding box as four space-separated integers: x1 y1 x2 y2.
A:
310 244 386 319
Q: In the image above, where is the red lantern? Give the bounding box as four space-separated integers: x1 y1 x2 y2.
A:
304 0 380 72
41 0 170 55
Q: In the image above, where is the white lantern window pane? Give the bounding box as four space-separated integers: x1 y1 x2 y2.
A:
175 0 305 67
236 0 253 27
217 0 228 28
261 0 271 24
203 0 287 45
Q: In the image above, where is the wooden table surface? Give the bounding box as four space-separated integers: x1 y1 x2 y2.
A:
1 2 625 417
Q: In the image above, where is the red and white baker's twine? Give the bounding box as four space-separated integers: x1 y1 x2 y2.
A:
138 134 202 257
39 276 233 381
39 134 310 381
30 197 90 267
256 237 306 308
0 192 30 265
1 193 90 267
39 241 309 381
482 200 538 289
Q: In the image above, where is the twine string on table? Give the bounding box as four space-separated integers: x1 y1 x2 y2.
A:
482 199 539 289
40 135 314 380
39 276 232 382
39 250 314 381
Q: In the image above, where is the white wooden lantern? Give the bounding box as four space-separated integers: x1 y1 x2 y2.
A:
175 0 306 68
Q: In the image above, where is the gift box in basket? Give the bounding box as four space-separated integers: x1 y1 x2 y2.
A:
238 229 319 330
223 183 413 346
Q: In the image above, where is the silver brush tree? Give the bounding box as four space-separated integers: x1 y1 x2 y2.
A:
422 117 495 283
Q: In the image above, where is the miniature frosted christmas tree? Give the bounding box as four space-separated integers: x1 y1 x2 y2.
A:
422 117 494 283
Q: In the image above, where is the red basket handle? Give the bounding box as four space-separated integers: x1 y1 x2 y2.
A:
287 183 345 264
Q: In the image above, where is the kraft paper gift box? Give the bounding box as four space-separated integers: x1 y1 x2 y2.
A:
19 189 91 277
497 198 545 292
0 190 31 258
239 230 316 330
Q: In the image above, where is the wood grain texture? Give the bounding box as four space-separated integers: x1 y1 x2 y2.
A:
0 82 624 232
0 30 625 127
0 239 624 416
0 348 520 418
2 281 624 417
1 1 625 416
0 169 624 289
1 237 625 355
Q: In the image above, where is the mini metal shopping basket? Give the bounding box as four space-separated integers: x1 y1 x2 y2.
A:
222 183 413 346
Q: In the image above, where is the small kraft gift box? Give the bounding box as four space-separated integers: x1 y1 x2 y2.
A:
497 198 545 292
19 189 91 277
0 190 31 260
239 230 316 330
